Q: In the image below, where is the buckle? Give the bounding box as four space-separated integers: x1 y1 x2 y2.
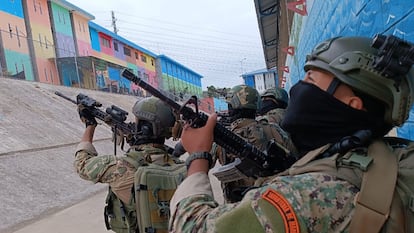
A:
341 153 373 171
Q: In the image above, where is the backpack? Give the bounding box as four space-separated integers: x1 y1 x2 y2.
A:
104 150 186 233
280 137 414 233
134 162 186 233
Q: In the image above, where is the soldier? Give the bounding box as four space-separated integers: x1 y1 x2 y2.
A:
169 35 414 232
211 84 296 203
74 96 176 233
257 86 289 124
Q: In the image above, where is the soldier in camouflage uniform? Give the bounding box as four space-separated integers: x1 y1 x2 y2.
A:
212 84 296 203
257 87 289 124
169 35 414 232
74 97 176 233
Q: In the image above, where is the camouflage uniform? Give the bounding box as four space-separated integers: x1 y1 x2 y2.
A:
257 87 289 125
74 96 177 233
74 142 171 204
212 85 297 203
170 145 358 233
170 35 414 233
257 108 286 125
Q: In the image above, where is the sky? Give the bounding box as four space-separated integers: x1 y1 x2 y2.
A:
66 0 266 89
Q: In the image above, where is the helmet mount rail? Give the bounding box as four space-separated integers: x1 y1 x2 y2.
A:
371 34 414 88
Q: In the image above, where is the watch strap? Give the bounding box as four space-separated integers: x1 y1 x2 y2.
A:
185 152 213 169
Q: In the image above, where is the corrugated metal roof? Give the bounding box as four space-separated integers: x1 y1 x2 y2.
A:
254 0 279 69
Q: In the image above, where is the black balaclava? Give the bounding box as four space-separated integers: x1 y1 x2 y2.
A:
258 99 286 115
281 80 387 154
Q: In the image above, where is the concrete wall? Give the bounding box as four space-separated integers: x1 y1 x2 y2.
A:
0 76 140 233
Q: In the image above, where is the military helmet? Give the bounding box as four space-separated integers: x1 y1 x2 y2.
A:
226 84 261 110
261 87 289 106
132 97 175 138
304 36 414 126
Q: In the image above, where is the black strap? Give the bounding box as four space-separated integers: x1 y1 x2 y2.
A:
326 78 341 95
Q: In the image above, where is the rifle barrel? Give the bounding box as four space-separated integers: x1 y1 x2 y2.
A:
55 91 77 104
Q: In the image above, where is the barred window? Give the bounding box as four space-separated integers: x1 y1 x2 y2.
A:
124 47 131 56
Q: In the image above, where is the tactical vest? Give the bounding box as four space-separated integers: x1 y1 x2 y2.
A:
277 137 414 233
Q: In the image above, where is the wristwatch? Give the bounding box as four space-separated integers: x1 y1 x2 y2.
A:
185 152 213 169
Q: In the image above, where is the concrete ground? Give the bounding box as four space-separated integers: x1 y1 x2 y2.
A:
0 77 223 233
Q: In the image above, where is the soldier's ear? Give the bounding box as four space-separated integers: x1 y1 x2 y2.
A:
348 96 364 110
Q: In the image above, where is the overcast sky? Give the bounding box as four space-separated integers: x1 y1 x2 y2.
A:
66 0 266 89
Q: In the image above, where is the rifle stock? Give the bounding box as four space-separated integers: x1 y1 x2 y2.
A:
121 68 281 179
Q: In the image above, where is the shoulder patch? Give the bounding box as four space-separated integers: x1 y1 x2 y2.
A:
262 189 300 233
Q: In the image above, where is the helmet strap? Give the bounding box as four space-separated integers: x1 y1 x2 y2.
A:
326 78 341 95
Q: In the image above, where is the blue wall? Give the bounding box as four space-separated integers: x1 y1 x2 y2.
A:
89 27 101 52
285 0 414 140
213 98 228 112
0 0 24 18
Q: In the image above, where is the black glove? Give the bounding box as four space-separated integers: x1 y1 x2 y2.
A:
78 104 97 127
172 141 186 158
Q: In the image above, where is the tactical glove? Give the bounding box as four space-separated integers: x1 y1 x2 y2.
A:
78 104 97 127
172 141 186 158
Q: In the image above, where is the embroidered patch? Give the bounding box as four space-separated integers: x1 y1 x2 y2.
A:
262 189 300 233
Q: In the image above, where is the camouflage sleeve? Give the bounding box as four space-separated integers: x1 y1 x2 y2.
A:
74 141 117 183
170 173 358 233
169 171 271 233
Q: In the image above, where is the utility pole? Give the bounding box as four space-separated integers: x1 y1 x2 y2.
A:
240 58 247 75
111 11 118 34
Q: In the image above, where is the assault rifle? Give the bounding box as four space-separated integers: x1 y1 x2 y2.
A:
55 91 139 155
216 111 233 128
56 91 177 155
121 69 296 182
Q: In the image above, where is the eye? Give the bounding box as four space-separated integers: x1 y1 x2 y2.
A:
304 71 315 83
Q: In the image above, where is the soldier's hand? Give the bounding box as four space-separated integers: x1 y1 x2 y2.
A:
181 114 216 154
78 104 97 127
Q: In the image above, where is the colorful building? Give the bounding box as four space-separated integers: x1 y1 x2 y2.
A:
157 54 203 98
0 0 34 80
241 68 278 94
21 0 59 84
88 22 158 95
0 0 227 110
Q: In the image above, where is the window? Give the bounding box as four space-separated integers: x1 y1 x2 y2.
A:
101 37 111 48
151 59 154 66
114 42 118 51
143 73 149 81
8 24 12 38
124 47 131 56
141 55 147 63
135 52 139 59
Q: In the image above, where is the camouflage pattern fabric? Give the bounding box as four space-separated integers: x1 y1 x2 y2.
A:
215 118 296 164
257 108 287 125
212 118 297 203
169 171 358 233
74 143 170 204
